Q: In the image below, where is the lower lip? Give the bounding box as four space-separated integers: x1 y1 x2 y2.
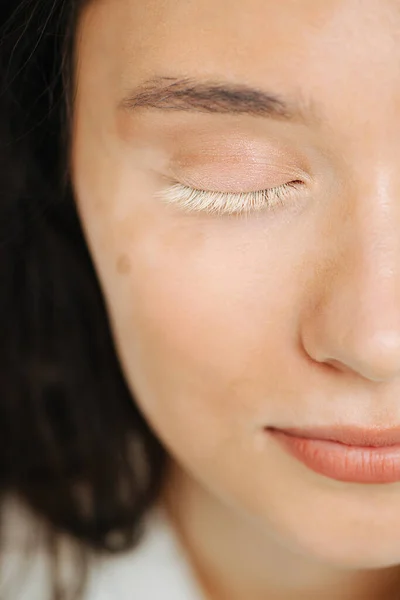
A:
268 429 400 484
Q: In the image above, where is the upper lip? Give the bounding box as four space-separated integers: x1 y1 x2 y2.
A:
269 426 400 447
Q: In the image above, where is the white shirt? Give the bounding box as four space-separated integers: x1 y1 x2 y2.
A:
1 498 206 600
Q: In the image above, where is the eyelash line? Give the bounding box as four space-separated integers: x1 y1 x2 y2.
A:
155 180 304 216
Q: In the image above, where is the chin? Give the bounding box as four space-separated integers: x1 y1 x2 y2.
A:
256 498 400 570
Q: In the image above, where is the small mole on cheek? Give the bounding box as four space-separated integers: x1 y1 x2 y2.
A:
116 254 132 275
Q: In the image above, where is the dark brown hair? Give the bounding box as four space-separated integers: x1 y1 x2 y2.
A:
0 1 167 596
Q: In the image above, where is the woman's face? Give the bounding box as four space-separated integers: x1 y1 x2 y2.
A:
72 0 400 569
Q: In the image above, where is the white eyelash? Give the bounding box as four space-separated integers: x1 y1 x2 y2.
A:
155 181 302 216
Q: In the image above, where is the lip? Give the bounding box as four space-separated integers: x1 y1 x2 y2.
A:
271 425 400 447
267 426 400 484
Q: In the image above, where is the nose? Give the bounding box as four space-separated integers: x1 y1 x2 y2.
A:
300 172 400 383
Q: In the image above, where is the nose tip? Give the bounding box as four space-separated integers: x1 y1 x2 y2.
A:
300 257 400 383
313 329 400 383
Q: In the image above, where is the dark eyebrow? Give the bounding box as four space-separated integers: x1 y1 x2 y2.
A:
119 76 314 123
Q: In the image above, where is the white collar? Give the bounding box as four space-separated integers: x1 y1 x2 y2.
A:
85 506 206 600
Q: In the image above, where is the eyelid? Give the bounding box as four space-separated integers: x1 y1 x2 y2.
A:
168 161 311 194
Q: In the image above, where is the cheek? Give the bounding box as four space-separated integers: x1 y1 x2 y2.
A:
100 212 270 411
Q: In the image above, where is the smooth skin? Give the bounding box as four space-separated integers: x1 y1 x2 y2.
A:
72 1 400 598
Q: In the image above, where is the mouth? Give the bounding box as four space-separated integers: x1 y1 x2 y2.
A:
266 425 400 484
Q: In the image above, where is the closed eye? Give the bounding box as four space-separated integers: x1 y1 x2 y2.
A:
155 180 305 216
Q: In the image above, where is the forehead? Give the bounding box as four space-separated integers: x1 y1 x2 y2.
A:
76 0 398 71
